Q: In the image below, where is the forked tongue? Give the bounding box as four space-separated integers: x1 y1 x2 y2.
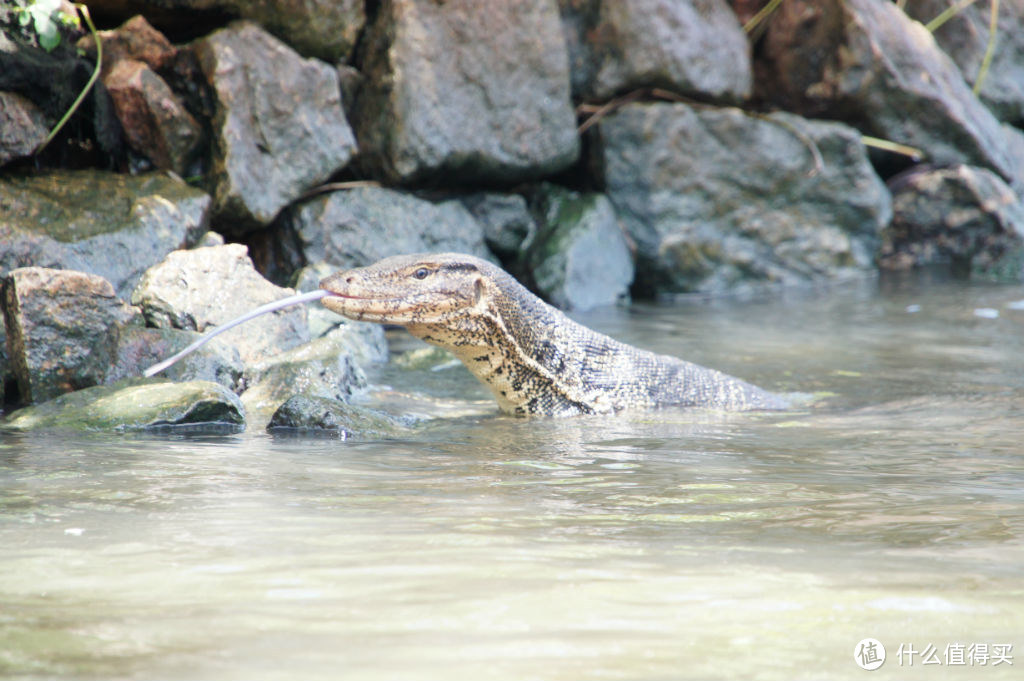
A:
143 289 330 377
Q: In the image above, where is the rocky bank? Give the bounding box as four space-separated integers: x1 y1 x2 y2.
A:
2 0 1024 430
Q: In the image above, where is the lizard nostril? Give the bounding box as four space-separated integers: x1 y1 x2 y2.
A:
346 276 354 284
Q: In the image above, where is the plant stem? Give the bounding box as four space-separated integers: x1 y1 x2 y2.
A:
973 0 999 95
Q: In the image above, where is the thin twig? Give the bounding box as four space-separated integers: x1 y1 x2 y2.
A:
296 180 382 202
924 0 978 32
860 135 925 161
36 4 100 154
743 0 785 34
576 89 647 134
973 0 999 95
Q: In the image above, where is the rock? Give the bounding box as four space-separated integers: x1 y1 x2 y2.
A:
104 59 204 174
461 193 538 260
132 244 310 365
107 325 244 391
0 378 245 432
758 0 1018 184
193 21 356 229
879 165 1024 281
240 333 368 428
2 268 141 404
78 15 178 75
904 0 1024 125
599 102 892 295
354 0 578 183
267 394 404 439
291 262 389 361
559 0 752 101
0 91 48 165
276 187 493 275
0 169 212 298
524 184 633 310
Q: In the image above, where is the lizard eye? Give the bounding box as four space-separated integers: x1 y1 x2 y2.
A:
413 267 430 280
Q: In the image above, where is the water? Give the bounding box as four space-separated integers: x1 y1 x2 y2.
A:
2 274 1022 680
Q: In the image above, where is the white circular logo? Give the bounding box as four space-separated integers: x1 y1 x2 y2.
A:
854 638 886 670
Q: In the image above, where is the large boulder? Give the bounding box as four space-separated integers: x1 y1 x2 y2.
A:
2 268 141 404
193 21 356 229
0 170 211 298
599 102 892 295
904 0 1024 125
108 326 244 391
758 0 1018 184
131 244 309 365
354 0 578 183
0 378 245 432
275 187 493 275
559 0 751 102
879 165 1024 280
524 184 633 310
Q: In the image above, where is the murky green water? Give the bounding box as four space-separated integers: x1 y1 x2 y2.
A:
2 274 1022 680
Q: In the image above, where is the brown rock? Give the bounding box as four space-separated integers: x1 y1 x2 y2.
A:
104 59 204 174
78 15 178 76
0 91 48 165
2 268 141 404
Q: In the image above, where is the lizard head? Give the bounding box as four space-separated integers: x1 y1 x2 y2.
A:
319 253 489 326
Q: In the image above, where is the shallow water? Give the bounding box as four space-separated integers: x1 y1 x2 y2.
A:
2 273 1023 680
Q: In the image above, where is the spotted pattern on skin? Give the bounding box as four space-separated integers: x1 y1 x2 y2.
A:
321 253 790 417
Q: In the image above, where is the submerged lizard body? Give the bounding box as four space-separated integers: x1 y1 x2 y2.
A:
320 253 788 417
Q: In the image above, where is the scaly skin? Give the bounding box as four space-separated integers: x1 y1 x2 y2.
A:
320 253 789 417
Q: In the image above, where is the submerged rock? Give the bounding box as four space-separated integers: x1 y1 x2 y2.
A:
879 165 1024 281
759 0 1018 184
559 0 752 101
277 187 493 275
268 394 404 439
525 184 633 310
193 21 356 229
2 268 141 404
0 170 211 298
355 0 578 183
599 102 891 295
132 244 309 364
0 378 245 432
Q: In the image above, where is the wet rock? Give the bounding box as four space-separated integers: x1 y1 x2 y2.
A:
0 169 212 298
132 243 310 365
105 59 204 174
2 268 141 404
599 102 891 295
0 91 48 165
355 0 578 184
904 0 1024 125
291 262 389 362
525 185 633 310
193 21 356 229
107 326 244 391
240 333 368 428
461 193 538 261
879 165 1024 281
277 187 493 275
759 0 1018 184
0 378 245 432
267 395 404 439
559 0 751 101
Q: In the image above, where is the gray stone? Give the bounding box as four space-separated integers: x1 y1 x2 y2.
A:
355 0 578 183
904 0 1024 125
240 333 368 429
291 262 389 362
0 378 245 432
280 187 493 273
107 326 244 391
2 268 141 404
599 102 892 295
559 0 751 101
0 170 211 298
0 91 48 165
879 165 1024 281
267 394 404 439
131 244 309 364
461 193 538 260
193 21 356 229
525 185 633 310
760 0 1018 184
